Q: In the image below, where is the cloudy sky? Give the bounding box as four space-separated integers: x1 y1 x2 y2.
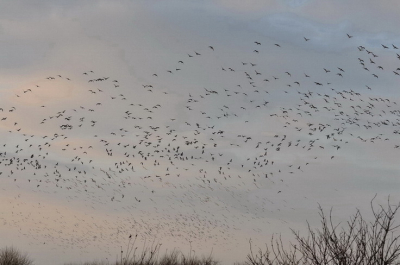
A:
1 1 400 264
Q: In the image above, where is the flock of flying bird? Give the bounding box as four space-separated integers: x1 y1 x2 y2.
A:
2 33 400 258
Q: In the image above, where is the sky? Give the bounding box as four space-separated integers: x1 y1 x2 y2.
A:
1 1 400 264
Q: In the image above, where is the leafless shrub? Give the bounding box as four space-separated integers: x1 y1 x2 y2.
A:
64 244 218 265
116 235 161 265
0 247 33 265
246 235 302 265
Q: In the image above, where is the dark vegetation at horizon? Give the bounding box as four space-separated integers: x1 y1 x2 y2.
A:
3 198 400 265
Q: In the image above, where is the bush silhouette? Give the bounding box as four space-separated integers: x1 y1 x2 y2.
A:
0 247 33 265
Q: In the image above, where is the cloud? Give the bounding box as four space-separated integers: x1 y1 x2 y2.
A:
215 0 280 13
2 1 400 264
283 0 311 7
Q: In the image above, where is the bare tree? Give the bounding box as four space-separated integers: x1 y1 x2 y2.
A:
246 196 400 265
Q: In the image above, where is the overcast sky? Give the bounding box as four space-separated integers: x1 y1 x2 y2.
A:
1 1 400 265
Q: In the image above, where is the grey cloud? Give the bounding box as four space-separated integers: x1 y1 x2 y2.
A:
0 42 50 69
0 1 81 20
283 0 312 8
